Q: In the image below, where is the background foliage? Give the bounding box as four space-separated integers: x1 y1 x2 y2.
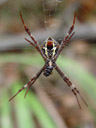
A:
0 0 96 128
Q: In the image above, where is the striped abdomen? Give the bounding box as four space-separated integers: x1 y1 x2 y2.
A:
43 60 53 77
43 66 53 76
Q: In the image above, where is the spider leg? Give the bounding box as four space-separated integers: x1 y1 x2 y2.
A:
9 77 36 102
24 38 48 61
63 13 76 43
54 13 76 61
61 32 75 50
54 64 88 109
19 11 46 61
9 65 45 102
25 38 35 47
9 86 25 102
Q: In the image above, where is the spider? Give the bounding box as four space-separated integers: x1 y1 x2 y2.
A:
9 12 88 109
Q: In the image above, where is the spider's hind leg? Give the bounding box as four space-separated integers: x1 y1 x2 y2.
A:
9 76 36 102
9 65 45 102
55 64 88 109
71 85 88 109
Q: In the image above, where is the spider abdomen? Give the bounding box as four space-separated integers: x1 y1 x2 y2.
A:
43 66 53 76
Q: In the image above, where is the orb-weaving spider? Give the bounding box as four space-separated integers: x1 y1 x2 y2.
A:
9 12 88 109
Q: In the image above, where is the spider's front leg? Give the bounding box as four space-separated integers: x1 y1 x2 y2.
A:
9 65 45 102
19 11 46 61
54 13 76 61
54 64 88 109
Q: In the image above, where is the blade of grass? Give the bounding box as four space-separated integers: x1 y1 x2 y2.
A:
26 89 57 128
11 82 35 128
11 82 57 128
0 54 43 66
1 91 13 128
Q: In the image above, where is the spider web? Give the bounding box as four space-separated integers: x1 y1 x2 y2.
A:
42 0 96 59
42 0 64 40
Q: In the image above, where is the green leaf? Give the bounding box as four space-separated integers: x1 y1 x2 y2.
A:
1 92 13 128
11 82 35 128
27 91 57 128
11 82 57 128
0 54 43 66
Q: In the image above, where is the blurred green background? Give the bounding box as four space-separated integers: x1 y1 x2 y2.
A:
0 0 96 128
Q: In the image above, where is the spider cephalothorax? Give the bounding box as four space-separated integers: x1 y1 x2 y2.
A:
9 12 88 109
42 37 59 58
